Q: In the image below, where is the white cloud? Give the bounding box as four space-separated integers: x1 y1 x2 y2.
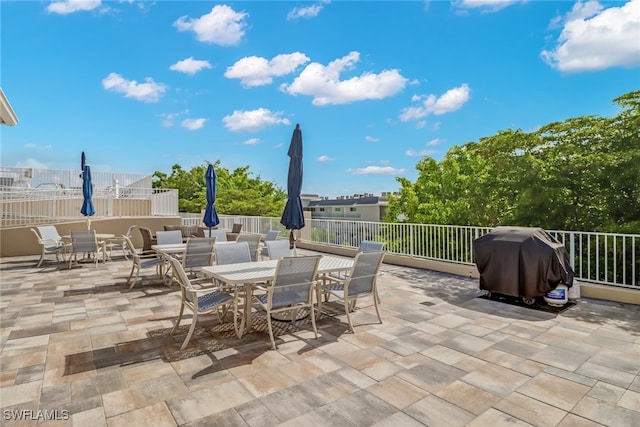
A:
46 0 102 14
281 51 408 105
181 118 206 130
317 155 333 161
225 53 309 87
406 149 436 157
160 113 177 127
399 84 471 121
244 138 260 145
25 143 53 150
415 121 427 129
222 108 290 132
365 136 379 142
102 72 167 103
452 0 525 12
347 166 406 175
541 0 640 72
426 138 442 146
173 5 248 46
287 1 330 20
169 57 213 75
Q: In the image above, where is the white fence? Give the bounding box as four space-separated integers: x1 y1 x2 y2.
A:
183 214 639 289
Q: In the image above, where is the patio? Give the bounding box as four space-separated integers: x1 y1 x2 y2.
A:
1 251 639 426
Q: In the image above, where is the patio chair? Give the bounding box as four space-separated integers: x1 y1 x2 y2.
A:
264 239 292 260
68 229 106 268
236 233 261 262
122 235 164 289
169 256 240 350
31 227 68 267
252 255 321 350
105 224 137 260
232 223 243 234
213 241 252 266
156 230 183 245
318 251 385 333
331 240 386 303
200 228 226 242
138 227 157 254
182 237 215 277
259 230 281 259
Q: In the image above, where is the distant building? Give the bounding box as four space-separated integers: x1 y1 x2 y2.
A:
305 192 396 222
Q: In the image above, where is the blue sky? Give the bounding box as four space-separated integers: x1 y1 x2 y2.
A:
2 0 639 198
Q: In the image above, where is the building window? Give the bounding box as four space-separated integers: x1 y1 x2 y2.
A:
335 208 341 212
350 207 357 212
319 208 325 212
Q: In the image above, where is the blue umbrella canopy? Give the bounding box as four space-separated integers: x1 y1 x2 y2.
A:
80 165 95 217
203 164 220 229
280 124 305 232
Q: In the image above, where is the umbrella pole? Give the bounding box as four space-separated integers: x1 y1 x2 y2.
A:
289 230 297 257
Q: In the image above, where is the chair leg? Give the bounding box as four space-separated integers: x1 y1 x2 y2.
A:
373 294 382 325
344 297 355 333
309 304 318 339
171 302 185 335
265 309 277 350
180 312 198 350
127 265 139 289
37 250 45 268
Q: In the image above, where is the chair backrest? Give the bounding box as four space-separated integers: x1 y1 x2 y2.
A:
204 228 227 242
156 230 183 245
214 241 252 265
71 229 97 253
183 237 215 269
37 225 63 243
138 227 154 251
236 233 261 261
125 225 137 238
264 230 280 241
232 223 243 233
265 239 291 260
270 256 321 308
167 256 197 304
122 235 140 261
358 240 385 253
347 251 385 296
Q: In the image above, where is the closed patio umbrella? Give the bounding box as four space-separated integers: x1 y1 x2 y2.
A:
203 163 220 233
280 124 305 255
80 164 95 228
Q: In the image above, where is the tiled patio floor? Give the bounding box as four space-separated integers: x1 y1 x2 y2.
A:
1 251 639 426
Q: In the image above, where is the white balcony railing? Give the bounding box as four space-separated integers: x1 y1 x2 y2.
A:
183 215 639 289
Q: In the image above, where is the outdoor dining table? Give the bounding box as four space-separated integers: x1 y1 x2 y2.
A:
151 243 187 284
201 255 354 337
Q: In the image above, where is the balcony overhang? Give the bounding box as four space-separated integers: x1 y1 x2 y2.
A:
0 88 19 126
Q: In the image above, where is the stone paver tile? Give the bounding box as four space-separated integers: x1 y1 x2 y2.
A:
259 384 325 423
404 394 475 427
106 401 176 427
372 411 425 427
102 387 149 418
587 381 627 403
0 369 17 387
462 364 530 397
429 313 471 329
588 348 640 374
517 372 591 411
495 392 568 427
0 380 42 407
277 405 356 427
336 366 377 389
396 357 466 393
325 389 397 426
466 408 534 426
576 361 637 389
618 389 640 412
182 408 248 427
277 359 325 383
233 399 280 427
367 376 429 409
475 347 526 369
491 335 548 358
72 407 106 427
543 366 598 387
420 344 468 365
436 380 501 415
452 355 489 373
556 413 606 427
530 345 591 371
297 371 361 405
167 379 253 425
303 353 345 374
238 368 298 398
572 395 640 426
123 359 177 385
439 332 495 355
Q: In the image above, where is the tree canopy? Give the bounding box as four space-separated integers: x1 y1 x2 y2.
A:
385 90 640 233
153 161 286 217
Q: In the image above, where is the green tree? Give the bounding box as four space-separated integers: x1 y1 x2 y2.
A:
153 161 286 216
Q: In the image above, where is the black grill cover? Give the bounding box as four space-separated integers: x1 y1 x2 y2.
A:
473 226 574 298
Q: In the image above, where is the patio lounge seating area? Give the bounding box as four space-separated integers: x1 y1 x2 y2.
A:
1 250 639 426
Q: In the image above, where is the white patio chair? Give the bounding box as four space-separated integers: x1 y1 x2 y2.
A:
203 228 227 242
105 224 137 260
252 255 321 350
182 237 215 277
169 256 240 350
259 230 281 259
68 229 106 268
31 228 68 267
264 239 292 260
155 230 183 245
236 233 261 262
318 251 385 333
213 241 252 266
122 235 164 289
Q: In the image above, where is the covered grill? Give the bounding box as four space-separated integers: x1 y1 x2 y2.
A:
473 226 573 301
